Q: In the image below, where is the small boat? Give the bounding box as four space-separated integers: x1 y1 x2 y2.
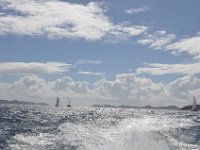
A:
67 100 71 107
55 97 60 107
192 96 197 111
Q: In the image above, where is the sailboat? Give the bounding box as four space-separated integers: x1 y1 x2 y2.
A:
192 96 197 111
67 99 71 107
55 97 60 107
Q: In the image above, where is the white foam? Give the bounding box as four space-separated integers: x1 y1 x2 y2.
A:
8 108 200 150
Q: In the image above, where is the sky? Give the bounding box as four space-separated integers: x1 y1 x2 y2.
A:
0 0 200 107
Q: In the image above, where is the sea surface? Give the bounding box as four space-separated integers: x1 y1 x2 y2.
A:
0 105 200 150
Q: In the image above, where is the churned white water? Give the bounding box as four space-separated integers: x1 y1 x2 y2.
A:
1 105 200 150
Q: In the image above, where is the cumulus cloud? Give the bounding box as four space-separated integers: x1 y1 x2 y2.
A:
93 74 200 106
0 75 53 101
166 34 200 59
78 70 105 77
50 76 91 96
0 62 72 75
167 75 200 100
125 6 150 14
138 30 176 49
136 62 200 75
93 74 165 104
0 75 92 104
0 73 200 106
0 0 147 41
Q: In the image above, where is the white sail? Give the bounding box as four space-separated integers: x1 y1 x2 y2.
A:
192 96 197 111
55 97 60 107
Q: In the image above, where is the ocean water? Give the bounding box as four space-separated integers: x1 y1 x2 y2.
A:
0 105 200 150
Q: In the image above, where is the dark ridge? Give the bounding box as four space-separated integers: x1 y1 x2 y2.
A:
180 105 200 111
0 99 48 105
93 104 179 110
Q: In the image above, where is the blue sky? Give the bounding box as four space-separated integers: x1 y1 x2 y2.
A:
0 0 200 106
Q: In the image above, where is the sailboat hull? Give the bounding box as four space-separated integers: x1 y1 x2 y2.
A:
192 108 197 111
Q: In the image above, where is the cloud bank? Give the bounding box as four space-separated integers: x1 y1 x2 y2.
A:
0 73 199 106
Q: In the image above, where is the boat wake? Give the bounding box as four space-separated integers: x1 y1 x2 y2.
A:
1 106 200 150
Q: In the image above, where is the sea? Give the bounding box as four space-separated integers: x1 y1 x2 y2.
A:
0 105 200 150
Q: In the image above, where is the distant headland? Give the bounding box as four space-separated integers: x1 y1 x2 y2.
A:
180 105 200 111
0 99 48 106
92 104 179 110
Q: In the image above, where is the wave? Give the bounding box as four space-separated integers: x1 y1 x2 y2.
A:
1 105 200 150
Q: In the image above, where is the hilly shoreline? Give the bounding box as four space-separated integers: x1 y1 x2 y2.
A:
0 99 48 106
93 104 179 110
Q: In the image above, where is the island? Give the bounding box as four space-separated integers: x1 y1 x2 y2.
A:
180 105 200 111
92 104 179 110
0 99 48 105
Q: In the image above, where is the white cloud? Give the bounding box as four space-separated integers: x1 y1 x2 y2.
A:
93 74 165 103
136 62 200 75
137 32 200 77
0 75 94 105
138 31 200 60
0 75 92 104
125 6 150 14
0 75 53 101
0 73 200 106
75 60 103 65
50 76 91 95
78 70 105 77
138 30 176 49
166 34 200 59
110 24 147 36
103 24 148 43
0 0 147 41
167 75 200 100
93 74 200 106
0 62 72 75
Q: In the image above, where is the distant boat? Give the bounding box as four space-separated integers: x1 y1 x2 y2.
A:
67 100 71 107
192 96 197 111
55 97 60 107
